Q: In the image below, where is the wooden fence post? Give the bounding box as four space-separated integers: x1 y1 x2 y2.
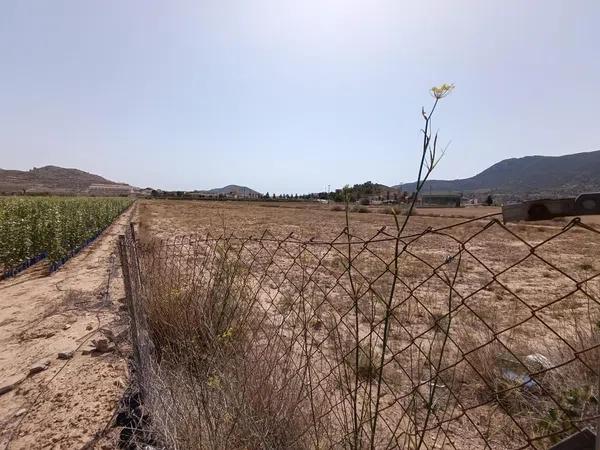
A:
118 234 143 393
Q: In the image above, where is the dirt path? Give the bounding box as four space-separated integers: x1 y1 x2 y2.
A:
0 207 136 450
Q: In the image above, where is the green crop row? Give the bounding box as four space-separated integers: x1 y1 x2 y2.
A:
0 196 132 271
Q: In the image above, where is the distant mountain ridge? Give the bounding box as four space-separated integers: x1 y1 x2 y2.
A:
5 150 599 199
192 185 262 197
0 165 263 197
395 150 600 198
0 165 128 194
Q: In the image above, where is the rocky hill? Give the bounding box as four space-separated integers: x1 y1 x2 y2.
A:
196 185 262 197
396 150 600 199
0 166 127 194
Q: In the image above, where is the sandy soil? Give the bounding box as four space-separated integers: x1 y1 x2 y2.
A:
137 199 600 449
0 207 135 450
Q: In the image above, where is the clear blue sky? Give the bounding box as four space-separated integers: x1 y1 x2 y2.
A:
1 1 599 193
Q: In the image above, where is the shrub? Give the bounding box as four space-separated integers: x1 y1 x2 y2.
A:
351 205 370 213
137 239 324 449
383 206 403 215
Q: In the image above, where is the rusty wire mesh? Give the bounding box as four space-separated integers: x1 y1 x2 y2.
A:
119 215 600 449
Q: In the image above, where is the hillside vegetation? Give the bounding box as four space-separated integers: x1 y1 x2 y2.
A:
397 150 600 198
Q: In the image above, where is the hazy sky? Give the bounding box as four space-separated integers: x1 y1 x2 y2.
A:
1 1 599 193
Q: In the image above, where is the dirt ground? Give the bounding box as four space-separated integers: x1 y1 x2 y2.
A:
136 199 600 449
137 200 501 239
3 199 594 449
0 207 136 450
138 199 600 238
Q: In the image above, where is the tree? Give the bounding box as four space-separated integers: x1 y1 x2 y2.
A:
485 194 493 206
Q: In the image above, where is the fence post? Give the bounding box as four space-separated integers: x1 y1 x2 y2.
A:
118 234 143 394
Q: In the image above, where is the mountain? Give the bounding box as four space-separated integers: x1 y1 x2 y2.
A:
0 165 131 194
195 185 262 197
395 150 600 199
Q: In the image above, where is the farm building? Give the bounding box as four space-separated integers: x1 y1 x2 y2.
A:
420 193 462 208
87 183 135 196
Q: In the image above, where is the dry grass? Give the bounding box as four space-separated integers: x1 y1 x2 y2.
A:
351 205 371 214
382 206 404 215
128 200 600 449
135 239 325 449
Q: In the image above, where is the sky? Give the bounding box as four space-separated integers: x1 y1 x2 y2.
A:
0 1 599 194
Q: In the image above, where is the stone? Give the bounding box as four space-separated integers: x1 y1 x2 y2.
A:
83 338 115 354
500 367 538 391
86 323 94 331
29 359 51 375
14 408 27 417
0 373 27 396
497 354 537 390
63 324 71 330
92 338 112 352
57 351 74 360
81 345 96 355
524 353 552 372
102 325 128 343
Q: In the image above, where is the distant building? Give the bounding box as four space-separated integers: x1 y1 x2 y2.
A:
420 193 462 208
87 183 134 196
137 188 154 197
184 189 261 199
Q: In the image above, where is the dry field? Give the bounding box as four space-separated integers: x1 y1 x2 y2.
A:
138 201 504 238
131 200 600 449
138 200 600 239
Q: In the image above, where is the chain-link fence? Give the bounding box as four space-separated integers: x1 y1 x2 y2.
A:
119 215 600 449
